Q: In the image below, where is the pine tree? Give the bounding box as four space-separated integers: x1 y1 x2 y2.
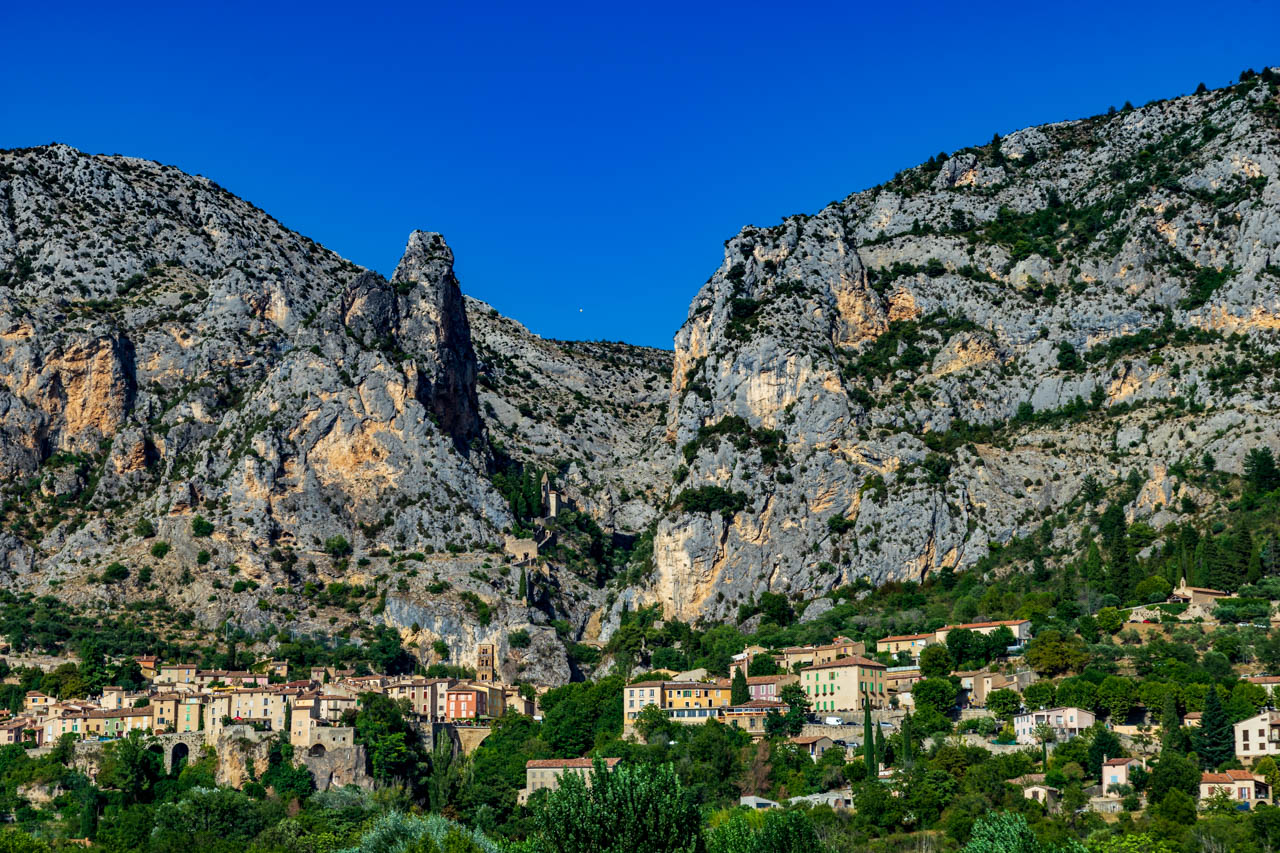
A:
730 668 749 705
1194 689 1234 769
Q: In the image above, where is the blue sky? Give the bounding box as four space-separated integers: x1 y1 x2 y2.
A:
2 1 1278 348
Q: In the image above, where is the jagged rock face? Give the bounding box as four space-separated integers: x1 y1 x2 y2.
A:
0 144 584 681
467 298 674 534
387 231 483 446
651 77 1280 621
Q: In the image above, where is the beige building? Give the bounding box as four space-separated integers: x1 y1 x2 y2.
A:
1235 710 1280 759
24 692 52 715
206 687 298 737
728 646 769 678
386 677 455 720
801 655 888 714
1170 580 1230 609
1200 770 1270 806
877 633 934 660
518 757 619 804
776 638 866 671
935 620 1032 645
149 693 205 733
722 699 787 737
1102 757 1145 795
884 666 922 697
156 664 198 685
790 735 835 761
623 679 732 733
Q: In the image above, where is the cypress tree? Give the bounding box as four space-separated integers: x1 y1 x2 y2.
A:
863 697 876 778
1083 541 1104 590
1160 692 1180 751
1193 539 1211 588
901 713 913 768
1206 536 1234 591
730 668 750 705
874 721 887 766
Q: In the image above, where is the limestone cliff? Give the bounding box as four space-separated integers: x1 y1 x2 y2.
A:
647 72 1280 621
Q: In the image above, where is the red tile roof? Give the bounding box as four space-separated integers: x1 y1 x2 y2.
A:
803 655 886 671
1202 770 1262 784
526 757 621 769
943 620 1029 630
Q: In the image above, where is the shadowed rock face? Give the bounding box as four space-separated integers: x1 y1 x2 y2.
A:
388 230 483 448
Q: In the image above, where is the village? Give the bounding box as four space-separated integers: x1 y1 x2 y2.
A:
2 572 1273 818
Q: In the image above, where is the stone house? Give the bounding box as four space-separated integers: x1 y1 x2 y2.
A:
518 757 619 804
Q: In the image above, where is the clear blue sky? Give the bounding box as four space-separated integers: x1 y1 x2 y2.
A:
3 1 1277 348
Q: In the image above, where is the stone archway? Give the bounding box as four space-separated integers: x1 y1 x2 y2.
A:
170 741 189 773
308 743 326 758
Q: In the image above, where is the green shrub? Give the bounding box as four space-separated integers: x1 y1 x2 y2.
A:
101 563 129 584
150 541 171 559
191 516 214 537
324 535 352 558
675 486 749 516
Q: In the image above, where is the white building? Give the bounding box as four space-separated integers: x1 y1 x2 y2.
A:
1235 711 1280 760
1013 707 1095 745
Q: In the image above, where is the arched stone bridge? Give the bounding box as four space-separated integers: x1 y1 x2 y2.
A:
150 731 208 773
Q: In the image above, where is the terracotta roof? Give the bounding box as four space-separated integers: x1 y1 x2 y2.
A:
1103 757 1138 766
1247 676 1280 684
790 736 831 744
526 757 621 769
1202 770 1261 784
1180 586 1228 595
879 633 934 643
803 655 886 672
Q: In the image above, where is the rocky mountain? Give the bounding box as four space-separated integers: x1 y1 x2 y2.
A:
0 144 659 683
4 72 1280 665
644 71 1280 622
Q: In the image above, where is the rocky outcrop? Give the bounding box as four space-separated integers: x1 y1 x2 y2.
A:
0 145 580 679
6 71 1280 644
646 73 1280 620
